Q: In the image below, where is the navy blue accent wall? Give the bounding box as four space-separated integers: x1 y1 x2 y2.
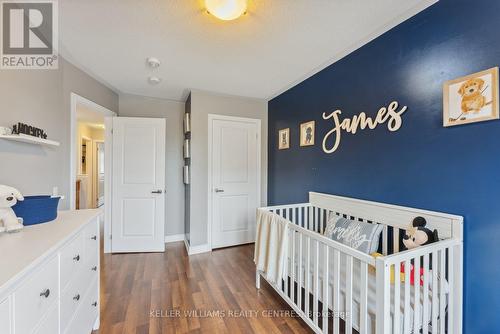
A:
268 1 500 332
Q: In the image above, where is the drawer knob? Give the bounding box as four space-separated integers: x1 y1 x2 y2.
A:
91 266 97 271
73 254 80 262
91 235 97 240
40 289 50 298
92 302 98 307
73 294 80 301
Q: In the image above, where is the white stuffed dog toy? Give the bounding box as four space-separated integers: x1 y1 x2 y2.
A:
0 185 24 233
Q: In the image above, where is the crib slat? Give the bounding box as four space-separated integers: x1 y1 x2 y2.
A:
448 247 454 334
305 235 311 319
314 207 319 232
284 228 289 297
291 207 296 225
360 261 368 334
439 250 445 334
413 257 421 334
382 225 388 255
291 228 296 303
393 228 399 253
298 206 303 227
432 251 438 332
345 255 353 334
333 249 340 333
313 240 319 326
422 254 429 334
404 259 411 334
394 262 401 334
298 233 303 313
322 244 329 334
320 209 324 234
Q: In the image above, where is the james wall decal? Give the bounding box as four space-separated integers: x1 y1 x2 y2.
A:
322 101 407 154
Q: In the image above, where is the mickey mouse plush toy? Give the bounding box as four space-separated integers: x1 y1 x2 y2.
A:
403 216 439 250
401 216 439 286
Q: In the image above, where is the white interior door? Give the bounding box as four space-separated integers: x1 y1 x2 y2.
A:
210 116 260 249
111 117 165 253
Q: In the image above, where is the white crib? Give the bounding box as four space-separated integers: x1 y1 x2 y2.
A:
256 192 463 334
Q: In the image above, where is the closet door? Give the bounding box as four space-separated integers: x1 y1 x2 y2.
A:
210 115 261 249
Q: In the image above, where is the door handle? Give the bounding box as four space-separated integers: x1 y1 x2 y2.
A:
151 190 163 194
214 188 224 193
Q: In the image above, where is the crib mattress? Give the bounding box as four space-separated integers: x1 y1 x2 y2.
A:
283 235 449 334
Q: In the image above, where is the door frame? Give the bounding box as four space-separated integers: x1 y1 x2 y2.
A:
70 93 116 253
93 139 105 208
207 114 262 251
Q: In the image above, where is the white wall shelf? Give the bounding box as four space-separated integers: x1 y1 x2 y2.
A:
0 133 60 147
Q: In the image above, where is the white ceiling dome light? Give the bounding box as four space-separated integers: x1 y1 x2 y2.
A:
205 0 247 21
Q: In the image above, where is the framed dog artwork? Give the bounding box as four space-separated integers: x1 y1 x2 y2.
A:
300 121 315 147
278 128 290 150
443 67 499 127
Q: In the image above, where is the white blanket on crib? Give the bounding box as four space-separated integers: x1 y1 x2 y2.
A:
254 209 289 284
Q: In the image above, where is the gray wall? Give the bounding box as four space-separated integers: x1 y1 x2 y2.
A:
118 94 185 236
188 90 268 246
0 58 118 209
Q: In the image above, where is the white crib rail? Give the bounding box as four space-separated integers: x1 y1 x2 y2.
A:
260 203 375 334
257 200 463 334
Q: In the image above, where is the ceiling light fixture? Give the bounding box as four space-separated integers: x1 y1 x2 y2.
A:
205 0 247 21
148 76 162 85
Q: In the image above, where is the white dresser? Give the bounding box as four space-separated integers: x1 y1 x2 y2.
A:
0 210 101 334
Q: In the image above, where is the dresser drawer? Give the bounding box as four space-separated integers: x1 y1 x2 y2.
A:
14 256 58 334
60 231 85 290
84 217 99 267
32 303 58 334
0 297 11 334
60 267 90 333
64 278 98 334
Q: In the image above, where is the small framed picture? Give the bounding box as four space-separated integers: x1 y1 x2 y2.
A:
278 128 289 150
443 67 499 127
300 121 315 147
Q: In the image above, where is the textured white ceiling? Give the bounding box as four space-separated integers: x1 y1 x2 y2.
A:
59 0 437 102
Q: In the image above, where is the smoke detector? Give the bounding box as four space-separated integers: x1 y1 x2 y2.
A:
148 76 162 85
146 57 161 68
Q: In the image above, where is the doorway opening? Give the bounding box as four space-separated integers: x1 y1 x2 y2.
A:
70 93 115 211
75 101 107 209
70 93 116 252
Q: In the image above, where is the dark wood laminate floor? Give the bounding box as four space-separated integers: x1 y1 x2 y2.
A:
93 242 313 334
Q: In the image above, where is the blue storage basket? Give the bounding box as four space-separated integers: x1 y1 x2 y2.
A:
12 195 60 226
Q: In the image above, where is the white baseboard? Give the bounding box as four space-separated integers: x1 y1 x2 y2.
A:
164 234 185 243
183 238 211 255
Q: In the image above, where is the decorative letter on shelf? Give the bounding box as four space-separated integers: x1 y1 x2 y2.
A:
322 101 407 154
